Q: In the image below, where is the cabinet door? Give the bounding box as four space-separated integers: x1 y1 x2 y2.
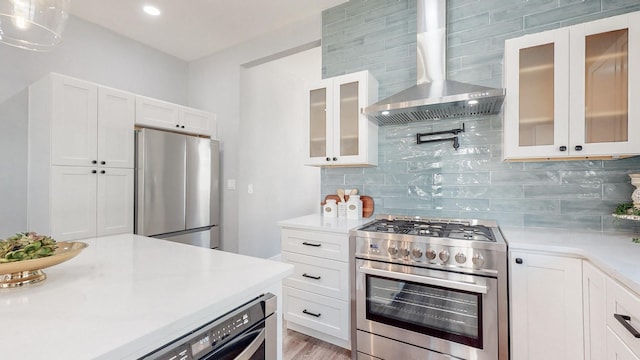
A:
503 28 570 160
51 166 97 241
306 79 334 166
584 261 607 360
135 96 180 130
332 72 370 165
181 107 216 137
607 328 640 360
51 76 98 166
569 12 640 156
509 252 583 360
98 88 135 169
96 168 133 237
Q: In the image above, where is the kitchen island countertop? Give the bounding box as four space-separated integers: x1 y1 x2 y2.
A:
0 234 293 359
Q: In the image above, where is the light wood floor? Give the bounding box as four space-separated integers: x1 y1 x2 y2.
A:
283 329 351 360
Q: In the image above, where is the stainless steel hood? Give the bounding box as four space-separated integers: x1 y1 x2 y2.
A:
364 0 505 126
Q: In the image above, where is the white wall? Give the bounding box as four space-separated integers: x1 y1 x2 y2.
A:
0 16 188 238
187 15 322 254
238 48 321 258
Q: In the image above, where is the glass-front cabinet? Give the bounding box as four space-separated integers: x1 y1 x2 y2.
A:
306 70 379 167
503 11 640 160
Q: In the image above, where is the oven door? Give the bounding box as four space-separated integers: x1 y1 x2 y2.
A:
356 259 498 360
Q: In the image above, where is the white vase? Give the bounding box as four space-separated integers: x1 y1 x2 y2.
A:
630 174 640 209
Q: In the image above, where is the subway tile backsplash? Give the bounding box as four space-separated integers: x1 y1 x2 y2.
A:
321 0 640 232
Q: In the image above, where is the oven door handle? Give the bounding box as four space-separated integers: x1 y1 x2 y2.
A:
359 266 488 294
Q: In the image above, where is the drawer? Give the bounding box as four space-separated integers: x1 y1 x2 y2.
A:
281 228 349 261
607 327 640 360
607 278 640 356
282 251 349 300
283 286 349 341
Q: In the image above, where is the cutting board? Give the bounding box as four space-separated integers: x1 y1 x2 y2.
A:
322 195 374 218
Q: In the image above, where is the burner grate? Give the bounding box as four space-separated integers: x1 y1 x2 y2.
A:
361 218 496 242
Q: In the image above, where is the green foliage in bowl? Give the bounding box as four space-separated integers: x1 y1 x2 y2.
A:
0 232 58 263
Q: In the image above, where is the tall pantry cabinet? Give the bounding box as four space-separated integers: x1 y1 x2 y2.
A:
28 74 135 241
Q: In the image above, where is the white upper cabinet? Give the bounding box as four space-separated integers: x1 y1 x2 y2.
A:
306 70 378 167
47 75 135 168
136 96 217 138
50 76 99 166
504 11 640 160
98 87 136 169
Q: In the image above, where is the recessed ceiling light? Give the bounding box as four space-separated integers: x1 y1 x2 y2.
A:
143 5 161 16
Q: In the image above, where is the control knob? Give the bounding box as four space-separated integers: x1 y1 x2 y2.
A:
439 250 450 263
388 245 398 256
399 248 410 257
411 248 423 259
425 249 437 261
455 252 467 264
472 253 485 267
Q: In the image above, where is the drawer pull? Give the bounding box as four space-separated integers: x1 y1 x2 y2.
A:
302 241 321 247
303 309 321 318
302 273 321 280
614 313 640 338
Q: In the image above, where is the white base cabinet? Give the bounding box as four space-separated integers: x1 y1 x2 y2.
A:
509 251 584 360
280 227 351 349
583 261 607 360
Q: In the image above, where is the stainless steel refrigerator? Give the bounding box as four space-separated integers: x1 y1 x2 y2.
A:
135 128 220 248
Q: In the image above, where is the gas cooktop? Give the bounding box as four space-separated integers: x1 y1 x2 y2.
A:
359 218 496 242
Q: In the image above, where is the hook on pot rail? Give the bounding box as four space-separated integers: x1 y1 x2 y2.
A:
416 123 465 150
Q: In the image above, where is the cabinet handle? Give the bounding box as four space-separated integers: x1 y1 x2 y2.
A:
515 258 523 264
332 157 338 161
100 170 106 174
92 160 98 164
181 125 185 128
614 314 640 338
326 157 331 161
100 161 106 165
559 146 567 152
91 170 97 174
302 309 321 318
575 145 583 151
302 273 321 280
175 124 180 128
302 241 321 247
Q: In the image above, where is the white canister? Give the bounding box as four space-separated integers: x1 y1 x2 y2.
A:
323 199 337 217
346 195 362 219
337 201 347 218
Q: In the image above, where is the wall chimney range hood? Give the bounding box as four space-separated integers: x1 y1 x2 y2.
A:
364 0 505 126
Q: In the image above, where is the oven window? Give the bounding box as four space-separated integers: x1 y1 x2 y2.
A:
365 274 483 348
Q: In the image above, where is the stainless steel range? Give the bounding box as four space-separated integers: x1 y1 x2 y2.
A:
350 215 508 360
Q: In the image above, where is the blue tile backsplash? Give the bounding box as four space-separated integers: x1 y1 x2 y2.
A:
321 0 640 232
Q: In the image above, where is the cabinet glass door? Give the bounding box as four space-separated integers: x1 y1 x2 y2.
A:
518 44 555 147
583 29 628 144
339 81 359 157
309 87 328 159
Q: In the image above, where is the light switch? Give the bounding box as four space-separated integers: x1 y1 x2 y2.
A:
227 179 236 190
248 184 254 194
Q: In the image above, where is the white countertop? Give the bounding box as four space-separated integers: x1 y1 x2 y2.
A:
0 234 293 360
502 227 640 295
280 214 640 297
278 213 373 234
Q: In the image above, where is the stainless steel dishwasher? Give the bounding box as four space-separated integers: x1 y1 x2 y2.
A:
140 293 277 360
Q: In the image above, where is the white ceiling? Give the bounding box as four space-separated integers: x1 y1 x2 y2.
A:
69 0 347 62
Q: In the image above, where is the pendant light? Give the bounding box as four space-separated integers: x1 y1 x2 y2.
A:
0 0 71 51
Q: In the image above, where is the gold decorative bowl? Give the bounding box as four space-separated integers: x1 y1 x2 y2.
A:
0 241 88 288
